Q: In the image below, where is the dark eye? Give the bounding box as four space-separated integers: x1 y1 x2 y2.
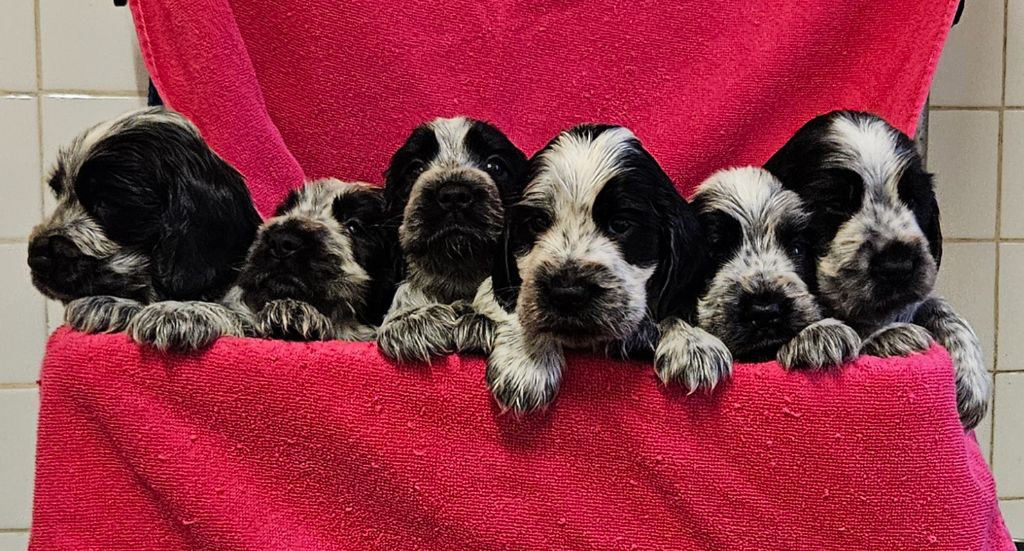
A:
789 243 802 257
484 156 509 180
607 218 636 236
525 214 548 235
345 220 364 234
406 160 426 179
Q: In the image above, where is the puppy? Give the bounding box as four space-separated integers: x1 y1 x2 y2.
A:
765 110 989 428
377 117 528 362
232 178 398 341
482 125 710 412
689 167 860 371
27 107 260 344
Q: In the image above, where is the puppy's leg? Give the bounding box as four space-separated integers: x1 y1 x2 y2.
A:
128 301 251 353
64 295 143 333
654 317 732 393
777 318 861 371
256 299 333 341
486 318 564 413
914 297 990 429
860 322 934 358
452 309 497 355
377 303 459 363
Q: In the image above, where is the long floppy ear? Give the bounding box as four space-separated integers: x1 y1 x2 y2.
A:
490 212 522 314
332 188 402 325
650 195 709 322
149 125 261 301
906 169 943 269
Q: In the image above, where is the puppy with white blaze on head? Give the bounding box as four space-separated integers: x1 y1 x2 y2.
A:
26 107 261 351
689 167 860 370
377 117 528 363
765 110 989 428
477 124 715 412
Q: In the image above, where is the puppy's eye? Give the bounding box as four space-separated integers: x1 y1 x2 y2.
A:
406 160 426 179
484 156 509 180
607 218 636 236
345 220 364 235
789 243 802 257
525 214 548 235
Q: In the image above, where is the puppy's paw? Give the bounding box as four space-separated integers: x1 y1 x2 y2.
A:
453 313 497 355
376 304 459 363
860 322 933 358
777 318 861 371
128 301 246 353
957 363 991 430
256 299 333 341
64 295 142 333
485 325 564 413
654 319 732 393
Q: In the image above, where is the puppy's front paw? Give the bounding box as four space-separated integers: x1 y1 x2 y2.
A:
376 304 459 363
485 322 564 413
861 322 933 358
128 301 246 353
957 363 991 430
256 299 332 341
778 318 861 370
64 295 142 333
654 319 732 393
453 313 497 354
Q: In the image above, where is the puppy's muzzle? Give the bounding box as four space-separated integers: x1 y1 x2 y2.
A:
540 267 607 316
738 290 791 329
869 242 921 285
435 181 476 212
28 233 83 272
264 227 308 259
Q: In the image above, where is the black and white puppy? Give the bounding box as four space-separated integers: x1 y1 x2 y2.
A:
231 178 398 341
480 125 710 412
377 116 528 362
27 107 260 342
765 110 988 428
690 167 860 370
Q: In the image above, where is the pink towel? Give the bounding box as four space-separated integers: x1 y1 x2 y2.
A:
29 1 1013 549
32 330 1010 550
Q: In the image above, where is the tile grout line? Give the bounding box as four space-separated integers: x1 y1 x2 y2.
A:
0 528 30 534
0 383 39 390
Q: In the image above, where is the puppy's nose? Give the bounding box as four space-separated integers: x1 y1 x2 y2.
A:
436 184 474 211
266 230 306 258
740 291 788 327
544 273 603 313
28 234 79 264
871 243 918 282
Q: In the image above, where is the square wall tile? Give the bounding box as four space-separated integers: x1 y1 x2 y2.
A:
998 244 1024 371
46 300 63 335
40 0 147 92
0 245 46 384
936 242 996 370
994 373 1024 497
927 110 999 239
0 388 38 529
40 95 148 214
1000 499 1024 540
0 97 42 238
0 0 37 91
0 532 29 551
930 0 1004 106
1007 0 1024 105
1002 111 1024 238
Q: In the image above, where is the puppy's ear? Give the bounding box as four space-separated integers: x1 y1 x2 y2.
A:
490 213 522 314
333 189 402 325
383 125 436 214
650 196 708 321
900 167 942 268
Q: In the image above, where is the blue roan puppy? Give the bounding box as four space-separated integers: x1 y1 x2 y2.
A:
476 125 712 412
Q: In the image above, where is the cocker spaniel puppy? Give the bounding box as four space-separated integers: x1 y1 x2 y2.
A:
377 116 528 362
480 125 710 412
232 178 398 341
690 167 860 370
27 107 260 344
765 110 988 428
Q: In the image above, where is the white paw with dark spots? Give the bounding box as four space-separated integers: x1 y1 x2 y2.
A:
128 301 246 353
654 318 732 393
778 318 861 370
65 295 143 333
256 299 333 341
860 322 933 358
377 303 459 363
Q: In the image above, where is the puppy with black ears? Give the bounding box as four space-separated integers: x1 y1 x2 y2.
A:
688 167 860 371
377 116 528 362
27 107 260 343
479 124 713 412
765 110 989 428
230 178 398 341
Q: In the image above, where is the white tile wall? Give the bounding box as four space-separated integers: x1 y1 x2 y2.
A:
0 0 1022 547
0 1 147 546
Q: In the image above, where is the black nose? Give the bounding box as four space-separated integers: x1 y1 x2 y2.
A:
740 291 788 327
265 229 306 258
871 243 919 282
436 184 475 211
28 234 80 264
544 271 604 312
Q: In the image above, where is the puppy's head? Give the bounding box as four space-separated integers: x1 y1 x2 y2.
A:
693 167 821 361
384 117 527 283
27 107 260 303
765 111 940 327
237 179 398 325
495 125 706 348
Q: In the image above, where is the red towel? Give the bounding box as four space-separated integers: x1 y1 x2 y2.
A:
29 1 1013 549
32 330 1010 550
